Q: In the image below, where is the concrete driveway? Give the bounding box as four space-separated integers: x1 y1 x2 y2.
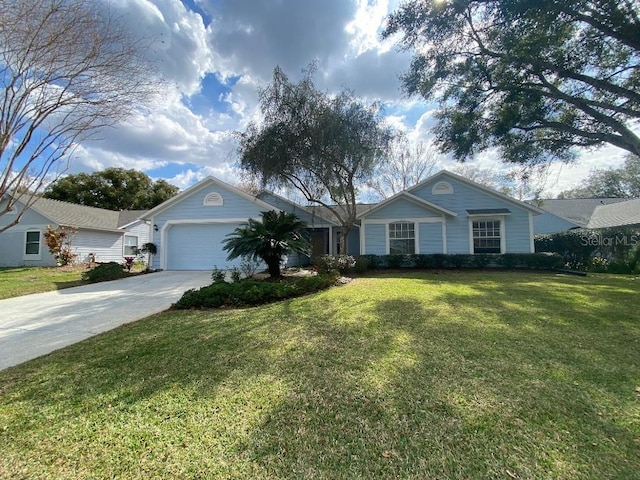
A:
0 271 212 371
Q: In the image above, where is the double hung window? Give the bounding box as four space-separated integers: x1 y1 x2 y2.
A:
389 222 415 255
472 220 501 253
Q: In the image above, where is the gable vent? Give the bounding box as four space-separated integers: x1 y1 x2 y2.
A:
203 192 223 206
432 181 454 195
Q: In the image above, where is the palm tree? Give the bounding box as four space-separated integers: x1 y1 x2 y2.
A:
223 211 311 279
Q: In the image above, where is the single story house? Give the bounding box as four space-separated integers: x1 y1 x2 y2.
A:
0 196 148 267
141 170 543 271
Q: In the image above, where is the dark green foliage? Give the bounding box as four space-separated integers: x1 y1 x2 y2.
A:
384 0 640 163
81 262 125 283
353 255 370 273
172 274 337 310
43 168 179 210
223 211 310 279
535 231 596 270
385 254 405 269
237 65 395 253
360 253 564 271
211 266 226 283
535 228 640 272
140 243 157 255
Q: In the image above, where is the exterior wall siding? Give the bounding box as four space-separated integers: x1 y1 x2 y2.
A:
72 230 124 264
363 224 386 255
149 183 276 270
360 175 536 255
411 177 534 253
419 222 443 254
365 198 443 220
0 205 56 267
534 212 579 235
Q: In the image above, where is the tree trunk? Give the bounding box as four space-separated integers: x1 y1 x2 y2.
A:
266 258 281 279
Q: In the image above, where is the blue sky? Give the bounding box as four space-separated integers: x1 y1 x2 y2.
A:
67 0 627 197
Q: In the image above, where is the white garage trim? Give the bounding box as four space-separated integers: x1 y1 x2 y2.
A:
160 218 255 270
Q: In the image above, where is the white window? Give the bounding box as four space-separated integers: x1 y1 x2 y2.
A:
123 235 138 256
24 231 41 256
389 222 415 255
472 220 502 253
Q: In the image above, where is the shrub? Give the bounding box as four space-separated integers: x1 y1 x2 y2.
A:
385 254 405 269
360 253 563 271
240 256 261 278
315 254 355 274
172 273 338 309
353 255 370 273
82 262 126 283
230 267 242 283
211 266 226 283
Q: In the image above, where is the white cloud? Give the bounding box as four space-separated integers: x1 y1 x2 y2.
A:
46 0 626 200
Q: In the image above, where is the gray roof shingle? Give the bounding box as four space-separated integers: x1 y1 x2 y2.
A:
536 198 627 227
28 197 146 231
587 198 640 229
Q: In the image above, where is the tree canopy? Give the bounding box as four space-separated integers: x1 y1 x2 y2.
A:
558 155 640 198
223 211 310 279
0 0 160 232
384 0 640 165
43 168 179 210
237 66 395 252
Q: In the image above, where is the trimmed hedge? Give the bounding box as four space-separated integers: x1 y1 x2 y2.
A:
357 253 564 271
172 273 338 310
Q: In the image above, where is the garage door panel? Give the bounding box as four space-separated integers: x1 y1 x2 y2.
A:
166 224 241 270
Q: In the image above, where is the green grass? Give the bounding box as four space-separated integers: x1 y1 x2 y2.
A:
0 266 87 299
0 271 638 479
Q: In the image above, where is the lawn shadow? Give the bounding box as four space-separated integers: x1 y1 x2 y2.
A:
1 272 638 478
239 280 640 478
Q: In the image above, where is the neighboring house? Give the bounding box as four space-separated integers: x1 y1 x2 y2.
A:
534 198 637 234
0 197 148 267
141 170 542 271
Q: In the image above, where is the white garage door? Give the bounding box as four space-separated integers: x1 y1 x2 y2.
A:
166 223 241 270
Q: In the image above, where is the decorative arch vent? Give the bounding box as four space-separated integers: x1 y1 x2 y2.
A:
203 192 223 206
432 181 454 195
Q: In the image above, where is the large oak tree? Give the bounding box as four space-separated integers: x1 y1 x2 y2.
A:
237 66 395 253
384 0 640 165
43 168 179 210
0 0 161 232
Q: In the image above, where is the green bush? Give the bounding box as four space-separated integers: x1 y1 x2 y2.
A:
172 273 338 309
82 262 126 283
211 266 226 283
315 254 356 274
358 253 564 271
353 255 370 273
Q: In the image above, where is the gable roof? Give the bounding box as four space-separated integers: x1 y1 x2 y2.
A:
256 190 339 226
358 191 457 219
25 197 145 232
408 170 544 215
587 198 640 229
536 198 628 227
141 176 279 219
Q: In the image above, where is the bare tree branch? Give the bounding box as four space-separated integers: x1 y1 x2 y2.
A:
0 0 162 232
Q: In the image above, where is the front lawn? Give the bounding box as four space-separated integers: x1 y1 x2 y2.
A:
0 266 88 299
1 271 638 478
